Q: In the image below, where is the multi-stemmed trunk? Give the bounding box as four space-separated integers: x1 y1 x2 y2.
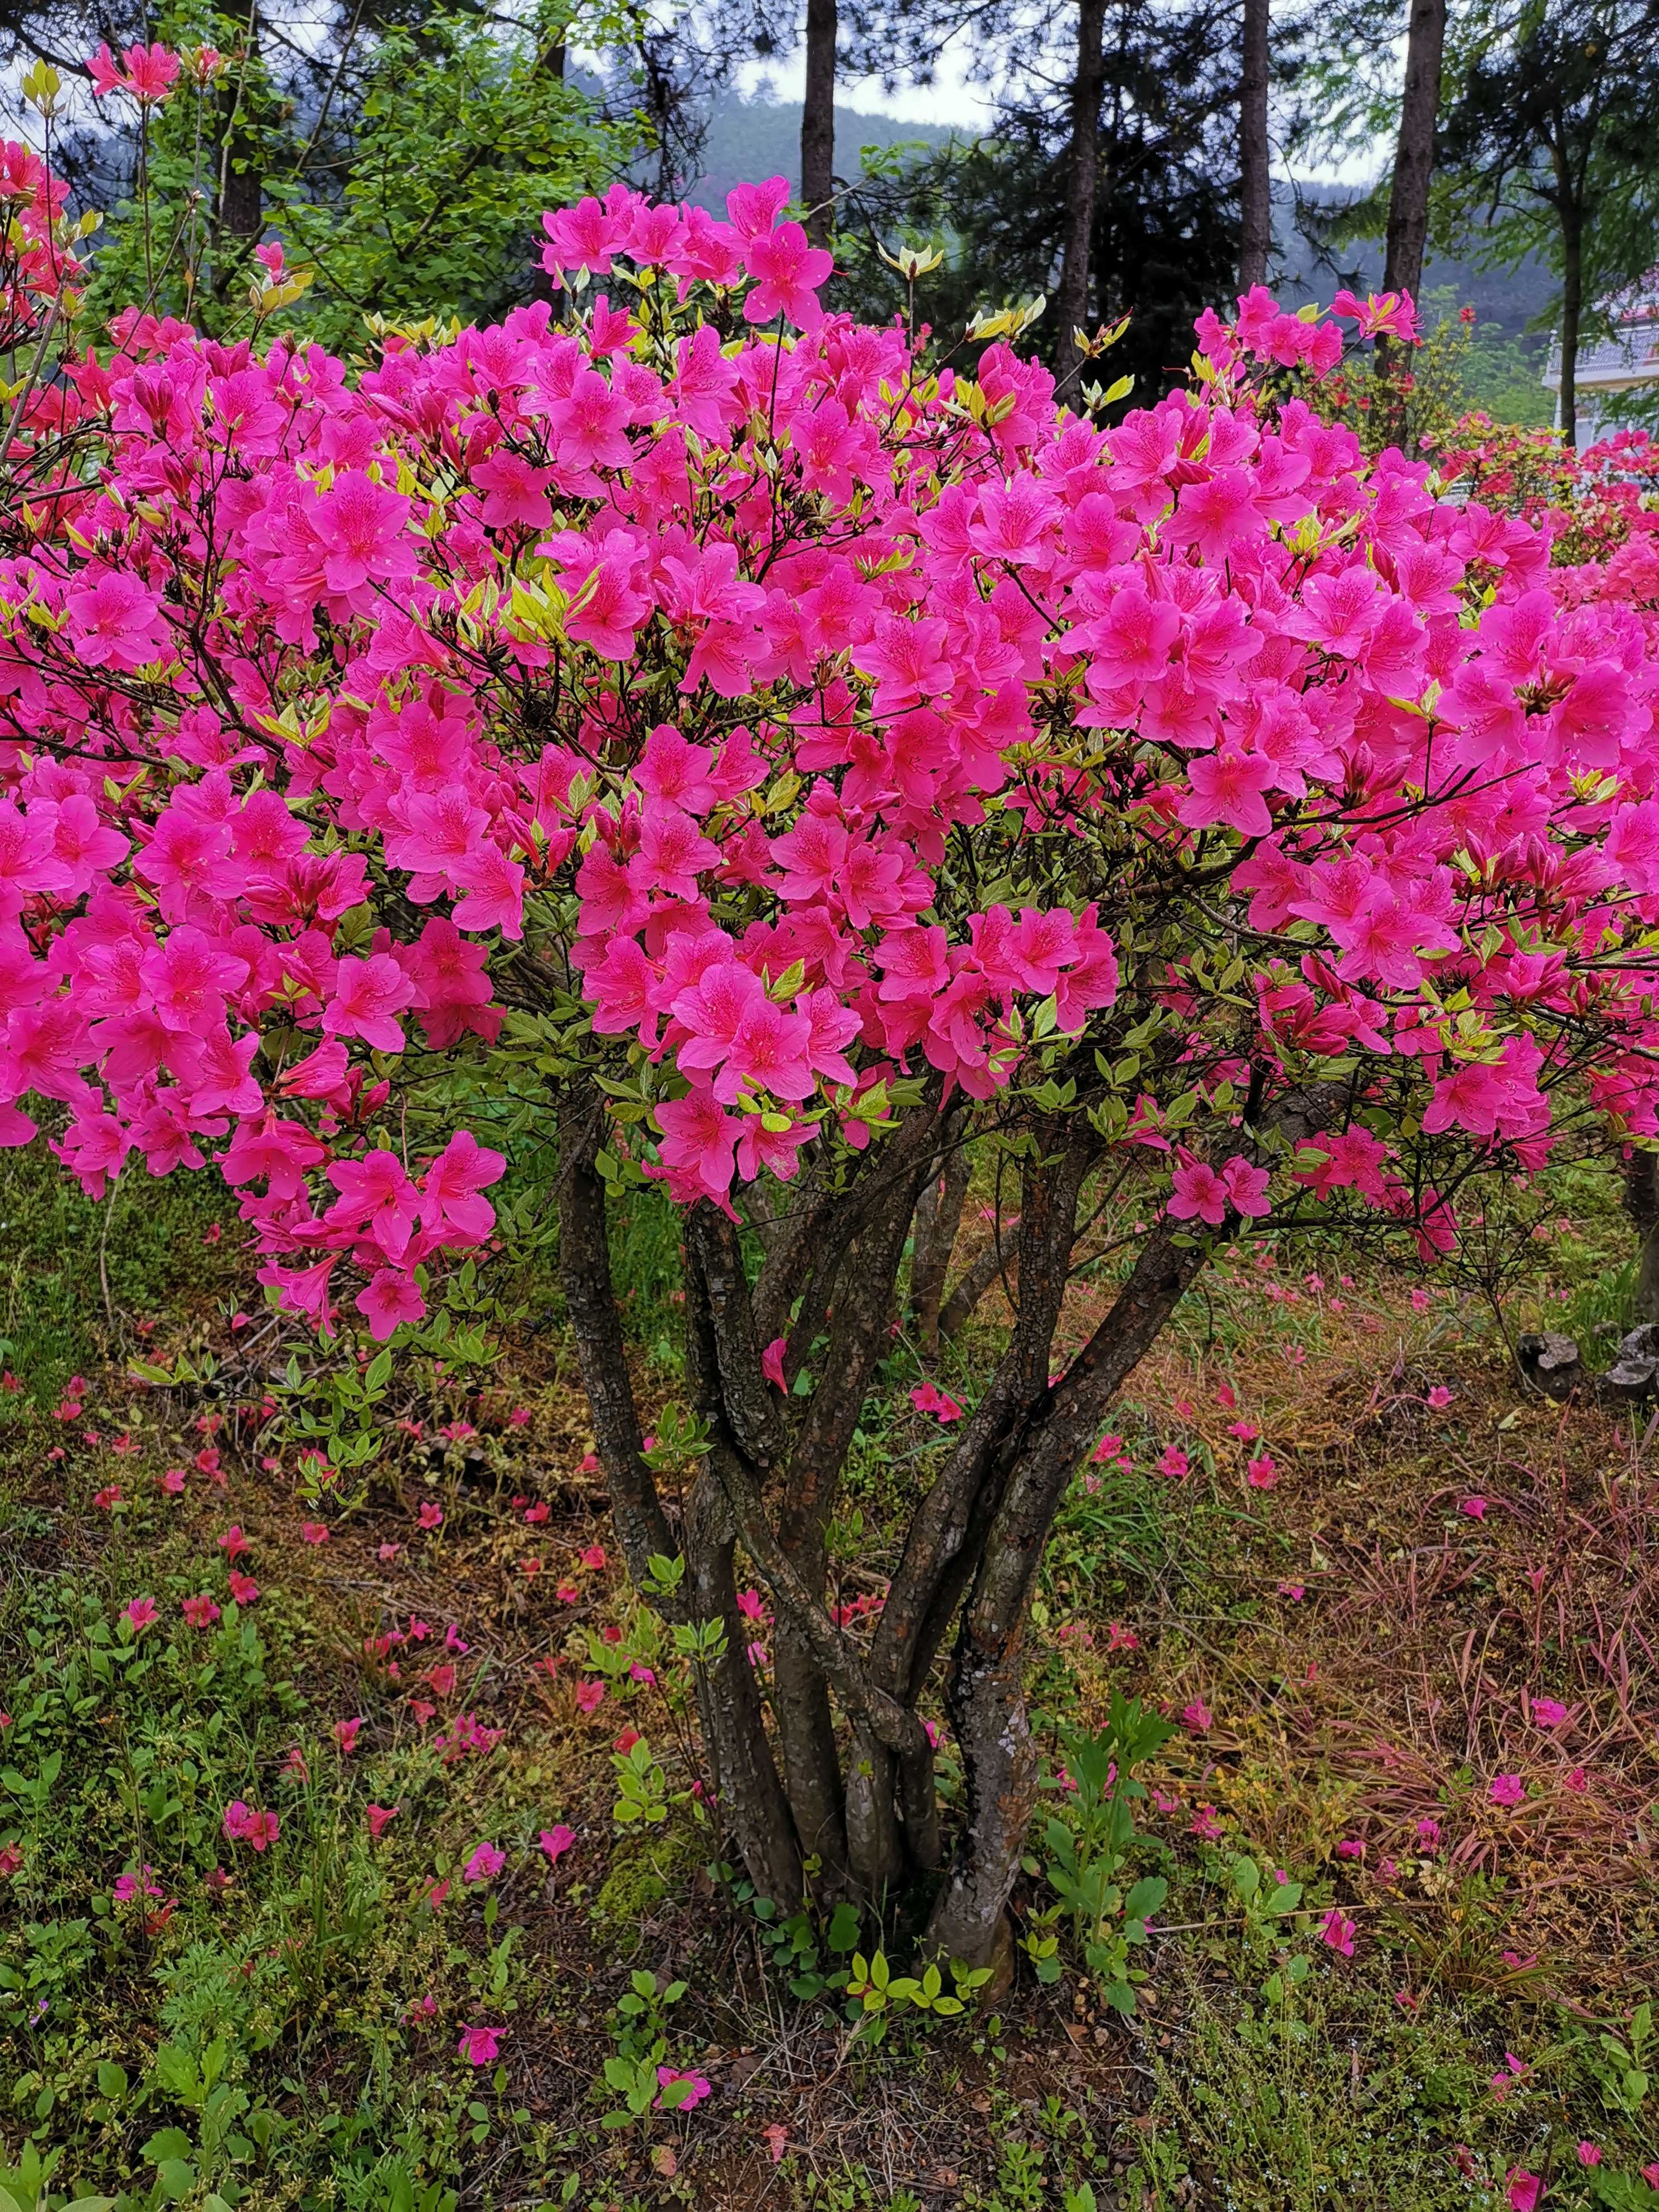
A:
557 1075 1342 1964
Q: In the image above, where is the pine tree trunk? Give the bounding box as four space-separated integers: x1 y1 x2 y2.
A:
1239 0 1272 292
1558 189 1583 450
212 80 263 300
1382 0 1446 305
801 0 837 252
1056 0 1108 391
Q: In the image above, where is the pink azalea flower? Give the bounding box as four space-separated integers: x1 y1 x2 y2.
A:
910 1381 964 1422
181 1594 220 1628
89 40 181 101
122 1596 158 1633
1246 1453 1277 1489
227 1570 259 1606
1506 2172 1541 2212
1320 1908 1356 1957
539 1824 576 1864
575 1679 605 1714
1181 1698 1212 1732
1158 1445 1190 1479
1530 1697 1569 1728
457 2024 503 2066
366 1804 400 1837
655 2065 712 2109
743 222 832 330
580 1543 607 1571
1576 2143 1602 2168
464 1841 505 1884
1488 1773 1526 1808
418 1501 443 1530
299 1522 330 1544
1461 1496 1487 1520
1425 1385 1453 1409
333 1717 363 1754
222 1801 279 1851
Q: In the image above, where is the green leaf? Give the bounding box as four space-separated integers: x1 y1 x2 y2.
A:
1124 1876 1167 1920
827 1901 861 1952
96 2061 128 2100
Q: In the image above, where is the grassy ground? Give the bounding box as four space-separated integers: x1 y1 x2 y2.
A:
1 1146 1656 2212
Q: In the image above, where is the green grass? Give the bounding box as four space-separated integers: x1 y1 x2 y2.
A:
0 1145 229 1403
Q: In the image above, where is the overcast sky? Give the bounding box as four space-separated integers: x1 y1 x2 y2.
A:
737 42 1389 187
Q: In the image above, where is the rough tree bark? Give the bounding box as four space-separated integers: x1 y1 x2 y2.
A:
939 1224 1021 1343
1622 1151 1659 1321
1056 0 1109 392
1382 0 1447 310
801 0 838 253
212 78 264 300
557 1086 803 1904
1239 0 1272 292
910 1126 971 1360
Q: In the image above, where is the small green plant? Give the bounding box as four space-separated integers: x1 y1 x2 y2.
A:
1229 1855 1306 1954
1571 1998 1652 2117
596 1970 698 2128
717 1881 865 2002
842 1949 992 2045
1023 1689 1175 2011
610 1736 670 1828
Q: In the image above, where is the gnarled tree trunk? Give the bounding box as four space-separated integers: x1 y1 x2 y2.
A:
555 1068 1348 1962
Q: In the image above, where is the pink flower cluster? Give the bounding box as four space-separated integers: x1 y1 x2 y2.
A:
0 156 1657 1335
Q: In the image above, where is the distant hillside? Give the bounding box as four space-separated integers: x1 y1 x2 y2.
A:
1275 184 1555 426
1275 183 1556 341
687 93 968 211
676 97 1556 421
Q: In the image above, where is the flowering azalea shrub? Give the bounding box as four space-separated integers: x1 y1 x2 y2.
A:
7 118 1659 1967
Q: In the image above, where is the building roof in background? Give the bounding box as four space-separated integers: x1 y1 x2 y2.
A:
1544 292 1659 395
